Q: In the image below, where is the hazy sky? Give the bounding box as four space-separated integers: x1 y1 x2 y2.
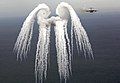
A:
0 0 120 17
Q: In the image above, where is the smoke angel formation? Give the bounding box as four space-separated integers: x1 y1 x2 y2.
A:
14 2 94 83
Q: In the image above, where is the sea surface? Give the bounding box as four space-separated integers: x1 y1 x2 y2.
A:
0 11 120 83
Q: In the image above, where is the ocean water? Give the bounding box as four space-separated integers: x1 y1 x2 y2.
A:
0 12 120 83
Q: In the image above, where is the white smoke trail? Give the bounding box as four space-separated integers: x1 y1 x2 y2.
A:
14 2 94 83
35 18 51 83
34 4 51 83
14 3 51 83
70 8 94 59
56 2 94 60
54 18 70 83
14 3 51 61
63 20 72 75
55 2 94 82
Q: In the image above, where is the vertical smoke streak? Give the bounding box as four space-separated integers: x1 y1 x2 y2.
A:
64 20 72 74
35 22 50 83
35 5 51 83
54 18 70 83
35 16 51 83
71 21 74 56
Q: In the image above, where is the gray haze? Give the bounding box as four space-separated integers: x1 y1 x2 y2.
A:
0 0 120 17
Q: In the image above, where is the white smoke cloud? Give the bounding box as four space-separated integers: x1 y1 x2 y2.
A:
14 2 94 83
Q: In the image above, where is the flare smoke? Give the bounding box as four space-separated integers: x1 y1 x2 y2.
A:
14 2 94 83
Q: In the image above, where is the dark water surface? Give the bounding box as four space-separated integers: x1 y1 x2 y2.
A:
0 12 120 83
